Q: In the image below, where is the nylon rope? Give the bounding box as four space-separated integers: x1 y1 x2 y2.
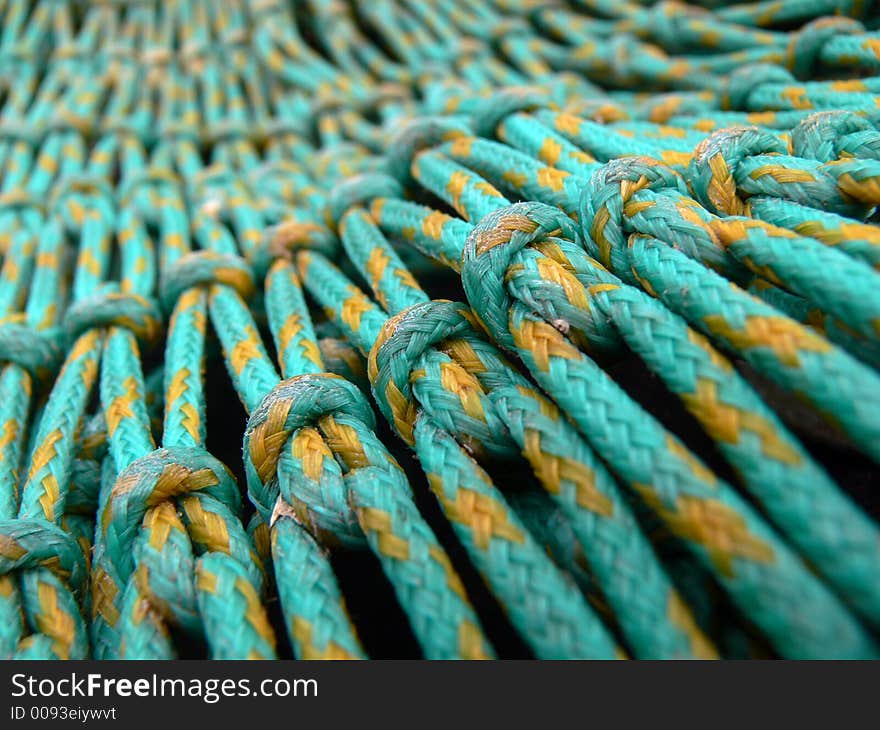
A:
0 0 878 659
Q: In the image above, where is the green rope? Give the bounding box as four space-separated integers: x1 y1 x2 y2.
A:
1 0 879 661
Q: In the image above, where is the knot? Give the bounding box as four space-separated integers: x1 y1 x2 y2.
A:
0 320 64 381
258 116 309 141
118 168 182 208
548 71 603 108
189 165 243 210
606 34 647 87
267 215 338 259
100 447 240 584
244 374 374 543
327 173 403 227
471 86 550 139
489 17 531 42
579 157 689 271
368 300 509 457
311 141 376 181
0 518 88 598
203 119 254 147
139 46 173 67
0 117 40 147
721 64 796 111
688 126 787 215
0 190 45 217
787 16 863 80
315 82 408 116
159 251 255 314
791 111 880 162
645 1 708 54
63 286 163 348
157 119 201 145
386 115 473 187
461 202 580 344
48 174 115 211
48 174 116 231
44 109 97 140
120 169 185 228
99 119 151 146
246 160 308 204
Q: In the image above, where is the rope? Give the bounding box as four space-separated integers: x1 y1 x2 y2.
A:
0 0 878 660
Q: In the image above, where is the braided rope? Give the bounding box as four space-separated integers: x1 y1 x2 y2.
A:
1 0 879 660
363 150 878 655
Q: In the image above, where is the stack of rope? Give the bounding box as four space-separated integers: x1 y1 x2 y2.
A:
0 0 879 660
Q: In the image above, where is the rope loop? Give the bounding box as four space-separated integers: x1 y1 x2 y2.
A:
189 166 244 213
386 115 473 187
267 216 339 259
688 126 788 215
0 117 41 147
118 168 183 209
99 446 241 586
328 173 403 227
63 286 163 349
159 251 255 314
579 156 689 272
471 86 550 139
0 518 88 598
246 160 308 204
791 111 880 162
0 320 65 381
461 201 581 346
48 173 116 224
0 190 45 217
244 373 374 543
367 299 496 445
721 63 796 110
787 16 864 79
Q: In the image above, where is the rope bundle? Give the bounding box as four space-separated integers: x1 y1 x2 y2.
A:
0 0 878 659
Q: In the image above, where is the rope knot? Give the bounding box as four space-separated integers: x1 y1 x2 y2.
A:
189 166 244 213
246 160 307 205
579 157 688 271
368 299 514 459
99 447 241 586
203 119 253 147
0 190 46 217
0 319 65 381
490 17 531 42
63 285 163 348
311 141 376 183
0 117 40 147
258 117 309 141
49 174 116 230
787 16 864 80
0 518 88 599
645 0 708 54
462 201 626 355
563 99 629 124
159 251 255 314
386 115 473 187
721 63 796 111
267 216 338 259
118 168 183 214
244 374 374 546
328 173 403 228
471 86 550 139
459 201 577 340
791 110 880 162
157 119 201 145
687 126 787 215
